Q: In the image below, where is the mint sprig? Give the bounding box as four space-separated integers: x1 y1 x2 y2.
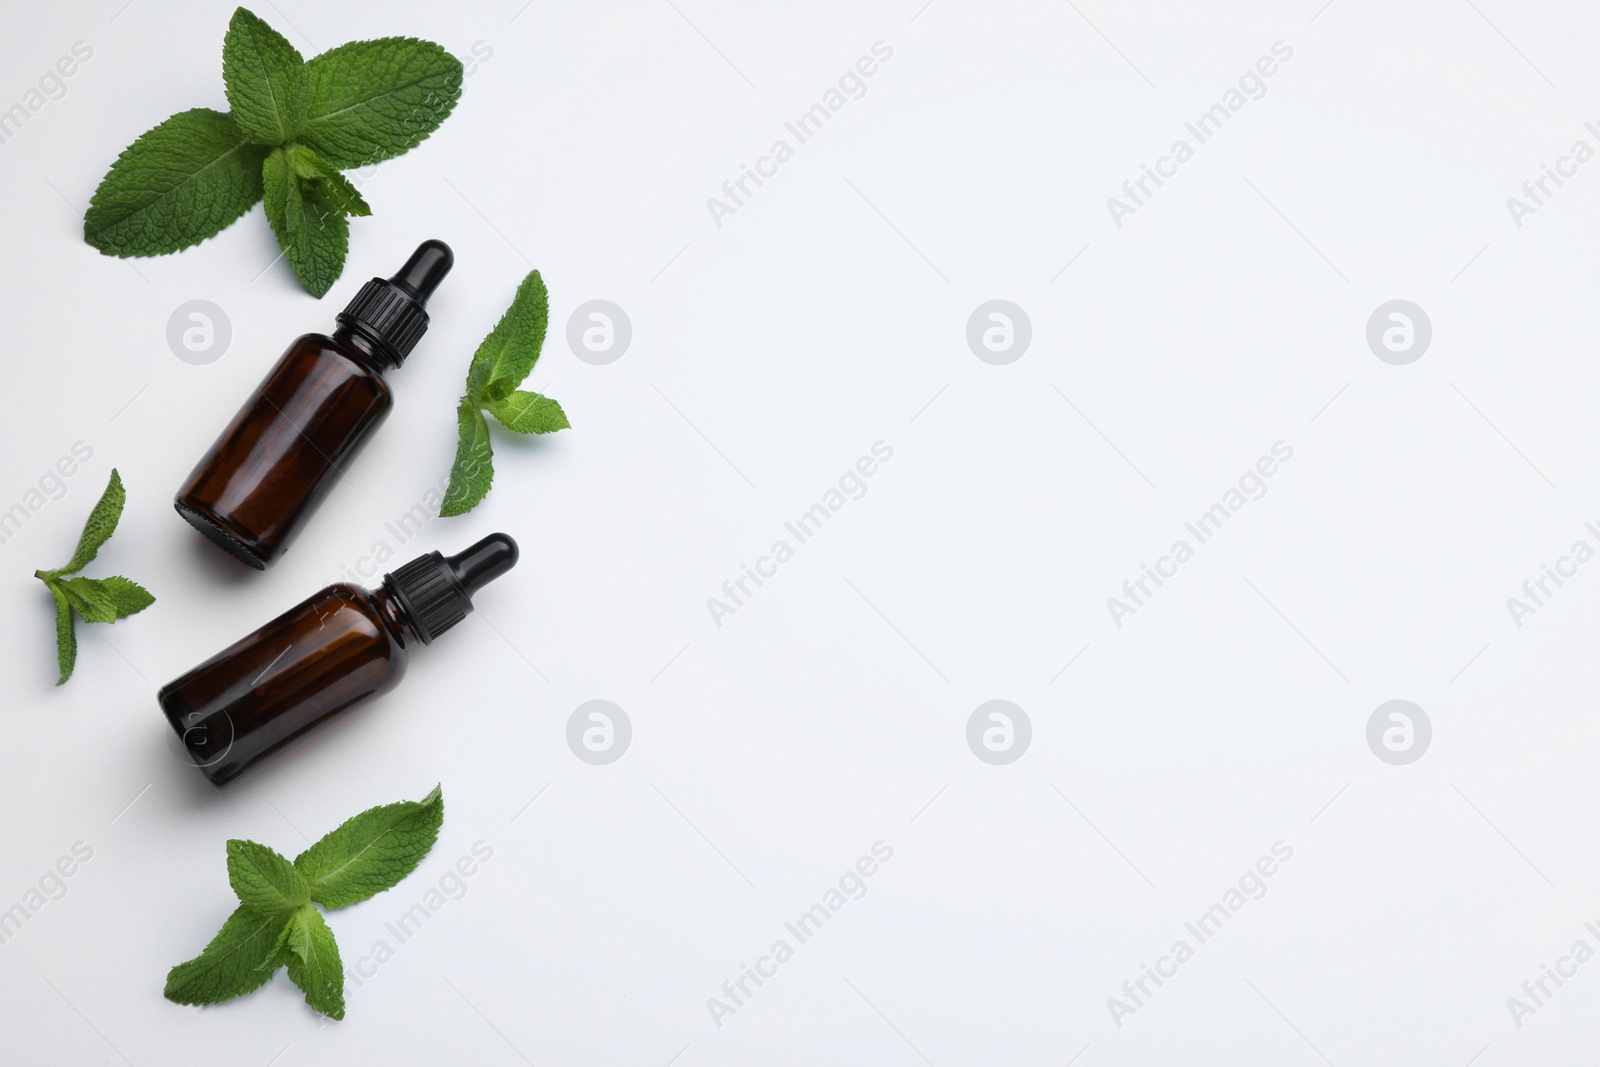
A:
165 786 444 1020
34 469 154 685
85 7 461 297
442 270 570 516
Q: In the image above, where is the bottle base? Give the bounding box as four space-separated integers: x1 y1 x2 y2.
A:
174 499 269 570
159 688 244 786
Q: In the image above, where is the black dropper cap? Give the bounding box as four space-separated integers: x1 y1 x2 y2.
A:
336 239 454 366
383 533 518 644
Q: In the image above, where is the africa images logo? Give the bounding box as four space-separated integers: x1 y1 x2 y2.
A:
1105 41 1293 228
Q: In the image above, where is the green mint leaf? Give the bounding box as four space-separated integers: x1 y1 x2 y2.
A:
262 146 349 297
275 905 345 1019
49 586 75 686
287 145 371 216
486 391 569 434
441 403 494 517
167 789 443 1018
47 469 124 577
227 840 309 911
97 576 156 619
164 904 292 1006
54 577 119 624
301 38 463 169
35 468 154 685
85 109 269 257
443 273 567 515
293 785 443 909
222 7 310 145
310 171 372 218
467 270 549 403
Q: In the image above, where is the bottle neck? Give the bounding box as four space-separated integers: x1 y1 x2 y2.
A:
370 584 419 646
333 326 399 374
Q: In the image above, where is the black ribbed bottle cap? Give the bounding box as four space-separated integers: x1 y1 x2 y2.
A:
383 533 518 644
336 239 453 366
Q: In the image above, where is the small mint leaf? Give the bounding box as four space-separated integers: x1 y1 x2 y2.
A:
262 146 349 297
85 109 269 257
55 577 119 624
486 390 568 434
49 585 75 686
48 469 124 577
222 7 310 145
467 270 549 403
287 145 371 217
301 38 463 169
97 576 156 619
292 785 443 909
227 840 309 911
276 905 345 1019
440 403 493 517
310 171 372 218
164 904 293 1006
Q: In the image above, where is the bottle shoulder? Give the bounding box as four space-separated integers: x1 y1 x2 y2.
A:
317 582 416 650
283 334 396 398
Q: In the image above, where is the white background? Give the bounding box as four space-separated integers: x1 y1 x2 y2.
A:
3 0 1599 1063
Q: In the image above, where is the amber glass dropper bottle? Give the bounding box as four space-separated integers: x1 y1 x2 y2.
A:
174 240 454 568
159 533 517 785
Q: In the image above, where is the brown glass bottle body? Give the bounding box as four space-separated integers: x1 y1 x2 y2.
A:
175 328 394 568
159 582 413 785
